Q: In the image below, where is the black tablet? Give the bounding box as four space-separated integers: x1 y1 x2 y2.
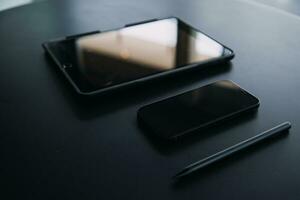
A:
43 17 234 96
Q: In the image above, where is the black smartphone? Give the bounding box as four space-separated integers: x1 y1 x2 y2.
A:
43 17 234 96
137 80 259 140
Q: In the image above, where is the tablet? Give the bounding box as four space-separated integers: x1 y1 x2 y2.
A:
43 17 234 95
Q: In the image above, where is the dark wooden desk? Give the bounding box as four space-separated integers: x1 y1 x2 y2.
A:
1 0 300 199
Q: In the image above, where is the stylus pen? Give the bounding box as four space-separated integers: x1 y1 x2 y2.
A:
173 121 291 179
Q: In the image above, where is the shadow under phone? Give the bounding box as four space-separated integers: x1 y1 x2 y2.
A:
138 109 258 155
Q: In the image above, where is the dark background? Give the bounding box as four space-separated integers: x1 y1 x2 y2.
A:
1 0 300 199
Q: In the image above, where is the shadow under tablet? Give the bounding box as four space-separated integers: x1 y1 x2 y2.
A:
44 52 232 120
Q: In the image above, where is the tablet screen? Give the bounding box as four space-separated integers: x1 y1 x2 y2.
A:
46 18 231 93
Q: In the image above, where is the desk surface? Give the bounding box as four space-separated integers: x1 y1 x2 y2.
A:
1 0 300 199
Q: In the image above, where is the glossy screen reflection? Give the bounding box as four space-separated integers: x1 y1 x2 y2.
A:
76 18 225 88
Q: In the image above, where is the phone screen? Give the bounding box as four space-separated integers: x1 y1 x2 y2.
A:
138 80 259 139
45 18 232 93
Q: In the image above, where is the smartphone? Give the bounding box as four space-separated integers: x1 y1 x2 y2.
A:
137 80 259 140
43 17 234 95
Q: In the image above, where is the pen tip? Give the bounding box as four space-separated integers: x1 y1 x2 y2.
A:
172 174 182 181
172 168 190 180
